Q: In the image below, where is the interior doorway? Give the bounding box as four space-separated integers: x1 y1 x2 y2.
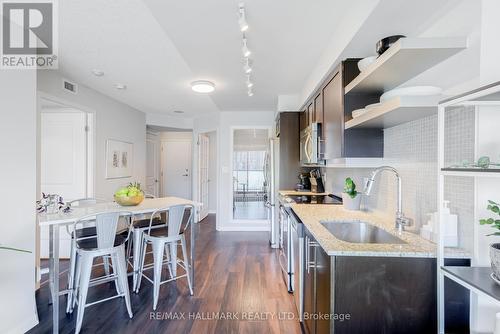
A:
197 130 217 221
232 128 270 222
39 97 94 258
159 130 193 199
146 132 160 197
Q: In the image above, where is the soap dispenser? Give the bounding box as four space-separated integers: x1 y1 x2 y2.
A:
441 200 458 247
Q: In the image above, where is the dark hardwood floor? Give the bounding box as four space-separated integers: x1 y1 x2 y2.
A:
29 215 302 333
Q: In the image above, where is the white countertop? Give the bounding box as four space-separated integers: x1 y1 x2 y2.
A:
38 197 198 226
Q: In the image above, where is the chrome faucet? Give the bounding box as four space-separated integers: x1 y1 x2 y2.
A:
363 166 412 234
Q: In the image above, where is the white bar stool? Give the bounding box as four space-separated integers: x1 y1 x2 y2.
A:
135 205 194 310
126 194 170 291
71 211 134 334
66 198 111 314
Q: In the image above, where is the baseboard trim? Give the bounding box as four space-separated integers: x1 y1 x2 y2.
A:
217 225 270 232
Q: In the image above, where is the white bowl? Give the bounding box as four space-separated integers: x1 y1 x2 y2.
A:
365 102 381 109
352 108 367 118
380 86 442 102
357 56 377 72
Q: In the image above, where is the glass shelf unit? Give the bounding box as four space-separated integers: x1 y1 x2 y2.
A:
437 81 500 334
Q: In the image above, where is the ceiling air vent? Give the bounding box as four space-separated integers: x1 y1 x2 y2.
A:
62 79 78 94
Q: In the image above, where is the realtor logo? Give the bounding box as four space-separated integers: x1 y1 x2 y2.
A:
1 0 58 69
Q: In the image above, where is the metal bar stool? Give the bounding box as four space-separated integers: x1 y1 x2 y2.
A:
65 198 112 314
71 211 134 334
135 204 194 310
126 194 171 291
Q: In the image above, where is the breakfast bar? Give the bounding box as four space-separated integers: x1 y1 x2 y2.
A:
37 197 199 334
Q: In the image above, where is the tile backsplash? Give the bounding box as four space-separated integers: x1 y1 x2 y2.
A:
324 106 475 245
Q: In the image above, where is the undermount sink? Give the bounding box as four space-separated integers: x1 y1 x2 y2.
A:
320 220 406 244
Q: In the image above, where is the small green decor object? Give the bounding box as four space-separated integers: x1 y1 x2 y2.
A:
344 177 358 199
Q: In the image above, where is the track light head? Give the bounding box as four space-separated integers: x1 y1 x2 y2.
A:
242 38 251 58
243 58 252 74
238 3 248 32
246 75 253 88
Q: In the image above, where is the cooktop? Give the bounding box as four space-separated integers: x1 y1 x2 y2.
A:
287 194 343 205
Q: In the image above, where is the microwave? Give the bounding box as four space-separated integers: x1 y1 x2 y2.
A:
300 123 324 165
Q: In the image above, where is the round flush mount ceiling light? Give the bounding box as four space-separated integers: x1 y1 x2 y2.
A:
173 110 185 114
248 88 254 97
191 80 216 93
115 83 127 90
92 69 104 77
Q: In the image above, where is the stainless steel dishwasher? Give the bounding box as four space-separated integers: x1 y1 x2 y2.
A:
290 211 304 321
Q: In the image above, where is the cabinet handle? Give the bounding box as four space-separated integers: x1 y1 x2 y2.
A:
306 239 319 273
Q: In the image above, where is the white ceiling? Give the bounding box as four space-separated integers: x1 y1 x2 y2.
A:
57 0 353 117
57 0 469 118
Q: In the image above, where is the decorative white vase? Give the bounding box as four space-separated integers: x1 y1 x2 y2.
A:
342 193 362 211
491 243 500 283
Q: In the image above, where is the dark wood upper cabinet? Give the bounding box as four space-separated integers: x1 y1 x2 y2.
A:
300 59 384 160
299 110 308 132
307 103 314 126
322 72 343 159
314 93 323 124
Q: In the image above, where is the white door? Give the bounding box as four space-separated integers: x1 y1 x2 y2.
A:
40 111 88 257
162 140 192 199
146 138 159 196
198 134 210 220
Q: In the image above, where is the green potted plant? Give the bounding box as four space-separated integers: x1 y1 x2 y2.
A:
342 177 362 210
479 200 500 282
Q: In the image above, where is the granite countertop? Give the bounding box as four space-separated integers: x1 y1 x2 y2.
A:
291 204 437 258
278 190 329 196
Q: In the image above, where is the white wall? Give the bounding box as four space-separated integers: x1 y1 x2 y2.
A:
146 112 194 130
37 71 147 200
0 71 38 333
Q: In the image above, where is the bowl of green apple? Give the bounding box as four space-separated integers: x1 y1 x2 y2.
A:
114 182 144 206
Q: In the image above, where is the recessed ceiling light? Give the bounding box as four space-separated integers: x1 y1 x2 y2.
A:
242 38 251 58
248 88 254 97
238 3 248 32
92 69 104 77
115 83 127 90
173 110 185 114
191 80 215 93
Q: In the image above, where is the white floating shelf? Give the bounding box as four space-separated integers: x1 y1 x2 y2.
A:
325 158 385 168
345 96 438 129
440 169 500 178
345 37 468 94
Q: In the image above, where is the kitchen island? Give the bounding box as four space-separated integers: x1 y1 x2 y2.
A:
290 204 438 334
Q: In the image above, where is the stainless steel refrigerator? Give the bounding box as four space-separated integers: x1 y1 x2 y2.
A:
267 112 307 248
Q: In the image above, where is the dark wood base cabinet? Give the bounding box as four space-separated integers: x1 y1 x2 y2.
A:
333 256 437 334
303 230 437 334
